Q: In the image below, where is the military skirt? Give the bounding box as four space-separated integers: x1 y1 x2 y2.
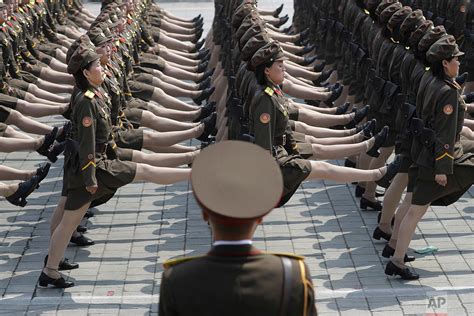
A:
122 108 143 128
274 145 312 207
0 94 19 109
113 129 144 151
128 80 155 101
0 104 12 122
408 151 474 206
63 153 137 210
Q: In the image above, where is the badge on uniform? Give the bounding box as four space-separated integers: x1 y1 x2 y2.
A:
82 116 92 127
443 104 454 115
260 113 271 124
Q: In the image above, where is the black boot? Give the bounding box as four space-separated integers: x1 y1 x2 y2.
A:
345 105 369 129
272 4 284 17
193 87 215 105
372 226 392 241
335 102 351 115
382 244 415 262
37 127 58 157
192 39 205 53
313 69 333 86
366 126 389 157
194 101 216 122
360 196 382 212
6 175 41 207
38 271 74 288
376 155 402 188
197 112 217 141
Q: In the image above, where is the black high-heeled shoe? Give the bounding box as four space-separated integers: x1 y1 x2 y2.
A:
366 126 389 157
44 255 79 271
197 112 217 141
272 3 284 17
355 185 385 198
6 175 41 207
193 87 215 106
382 244 415 262
36 162 51 183
377 212 395 226
360 196 382 212
76 224 88 233
37 127 58 157
356 119 376 139
335 102 351 115
70 234 95 247
38 271 74 288
376 155 402 188
345 105 370 129
313 69 333 86
373 226 392 241
385 261 419 280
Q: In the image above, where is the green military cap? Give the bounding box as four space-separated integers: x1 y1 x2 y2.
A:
379 2 403 24
67 44 100 75
250 40 288 69
239 22 266 49
88 27 113 47
387 6 412 32
191 141 283 220
399 9 425 43
418 26 447 54
232 3 256 29
426 35 464 64
240 31 271 62
235 10 263 42
375 0 399 18
408 19 433 49
66 35 92 64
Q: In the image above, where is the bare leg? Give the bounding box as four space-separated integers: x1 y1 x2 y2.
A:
133 163 191 184
149 88 199 111
0 182 19 197
0 165 35 181
162 65 201 82
378 173 408 234
145 102 200 121
306 161 386 183
27 84 71 103
16 100 67 117
140 110 200 132
294 121 354 137
142 125 204 149
298 108 353 127
131 150 197 167
35 79 73 94
362 146 394 202
5 109 55 134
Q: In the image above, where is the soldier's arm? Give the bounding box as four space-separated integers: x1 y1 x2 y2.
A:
253 93 276 152
159 269 178 316
434 88 458 175
76 96 98 187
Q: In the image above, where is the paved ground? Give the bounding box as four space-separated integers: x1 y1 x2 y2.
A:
0 1 473 315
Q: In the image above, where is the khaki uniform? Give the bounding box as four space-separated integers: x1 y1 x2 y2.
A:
160 245 316 316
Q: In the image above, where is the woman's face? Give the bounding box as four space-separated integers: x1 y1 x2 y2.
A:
443 57 460 78
96 42 112 65
84 59 105 87
265 60 285 85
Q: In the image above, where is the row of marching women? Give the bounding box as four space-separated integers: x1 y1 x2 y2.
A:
198 0 474 283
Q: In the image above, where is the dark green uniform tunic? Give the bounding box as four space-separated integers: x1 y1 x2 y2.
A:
159 245 316 316
62 87 136 210
409 77 474 206
249 84 311 207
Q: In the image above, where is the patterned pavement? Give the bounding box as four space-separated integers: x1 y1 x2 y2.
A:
0 1 472 315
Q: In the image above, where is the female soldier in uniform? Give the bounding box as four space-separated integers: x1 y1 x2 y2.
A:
249 41 399 206
385 36 474 280
39 45 191 288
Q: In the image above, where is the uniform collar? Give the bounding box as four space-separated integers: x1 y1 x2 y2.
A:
207 243 262 257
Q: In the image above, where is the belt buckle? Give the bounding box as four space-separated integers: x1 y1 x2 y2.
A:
282 134 286 146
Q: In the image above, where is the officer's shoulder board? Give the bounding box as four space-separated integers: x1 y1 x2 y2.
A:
163 255 203 269
264 86 274 97
84 90 95 99
267 251 305 260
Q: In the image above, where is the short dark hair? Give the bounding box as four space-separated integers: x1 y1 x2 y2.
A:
73 60 95 91
430 57 454 79
254 60 275 85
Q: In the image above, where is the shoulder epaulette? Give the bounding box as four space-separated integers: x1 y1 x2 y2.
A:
266 252 305 260
163 256 203 269
84 90 95 99
264 86 274 96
